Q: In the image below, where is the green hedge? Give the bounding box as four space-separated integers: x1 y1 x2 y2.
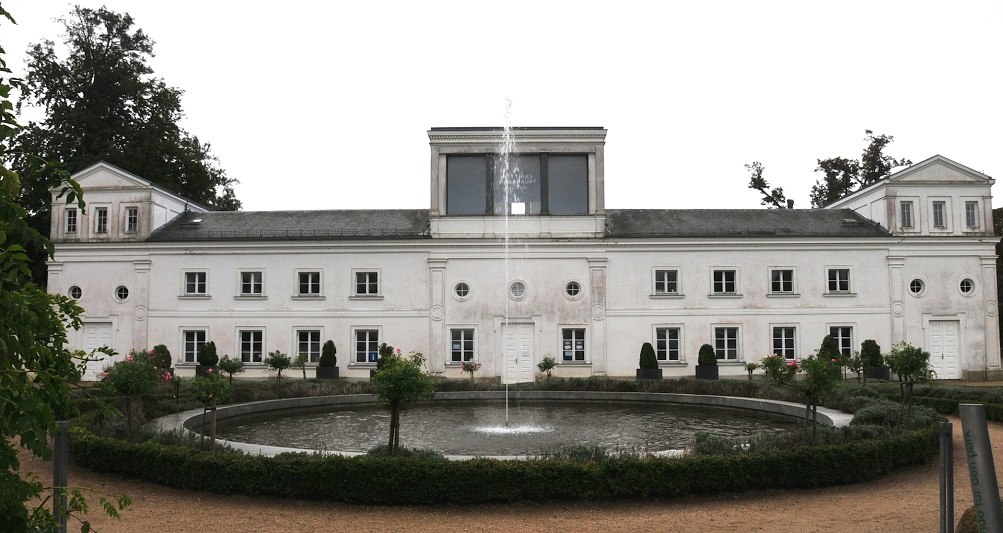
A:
912 396 1003 421
69 424 938 504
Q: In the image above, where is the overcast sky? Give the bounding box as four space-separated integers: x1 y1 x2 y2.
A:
5 0 1001 211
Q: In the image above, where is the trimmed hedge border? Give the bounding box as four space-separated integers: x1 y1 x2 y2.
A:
913 396 1003 420
69 424 939 504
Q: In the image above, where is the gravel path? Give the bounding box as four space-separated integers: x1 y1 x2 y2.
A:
19 415 1003 532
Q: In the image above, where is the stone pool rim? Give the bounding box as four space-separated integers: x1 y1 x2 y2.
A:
152 391 853 460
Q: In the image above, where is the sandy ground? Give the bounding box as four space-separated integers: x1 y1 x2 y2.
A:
18 415 1003 533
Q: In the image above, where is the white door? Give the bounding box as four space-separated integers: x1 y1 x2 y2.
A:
502 324 534 384
927 320 961 379
82 323 113 380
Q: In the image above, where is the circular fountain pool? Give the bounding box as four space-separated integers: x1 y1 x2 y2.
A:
213 398 798 456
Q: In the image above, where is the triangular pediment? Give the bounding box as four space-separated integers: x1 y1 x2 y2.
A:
70 161 153 189
886 155 993 185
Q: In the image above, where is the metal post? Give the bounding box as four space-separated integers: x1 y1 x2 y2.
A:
53 420 68 533
959 404 1002 532
940 421 954 533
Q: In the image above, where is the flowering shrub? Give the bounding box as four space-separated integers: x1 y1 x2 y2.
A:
760 354 797 385
190 368 232 404
99 349 172 436
460 360 481 378
760 351 841 441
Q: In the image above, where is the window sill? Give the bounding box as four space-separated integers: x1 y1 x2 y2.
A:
766 292 801 298
708 293 742 299
292 295 325 300
823 292 857 298
235 295 267 300
650 293 685 299
559 361 591 366
348 363 377 368
658 361 687 366
179 295 211 300
350 295 384 301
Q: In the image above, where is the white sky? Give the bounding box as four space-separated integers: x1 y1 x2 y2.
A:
4 0 1002 211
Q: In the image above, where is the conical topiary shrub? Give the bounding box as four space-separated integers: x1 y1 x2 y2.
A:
636 342 662 380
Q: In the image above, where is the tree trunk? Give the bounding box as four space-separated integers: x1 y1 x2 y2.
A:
126 396 134 438
209 396 217 451
388 400 400 454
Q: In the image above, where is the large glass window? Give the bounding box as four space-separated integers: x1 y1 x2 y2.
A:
655 327 680 362
562 328 586 362
446 155 489 215
183 330 206 363
297 330 321 363
450 328 475 362
494 155 541 215
355 329 380 363
547 155 588 214
446 154 588 216
239 330 263 363
714 327 739 361
772 326 796 359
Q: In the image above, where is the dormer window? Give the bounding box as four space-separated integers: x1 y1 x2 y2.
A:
125 207 139 233
445 153 588 216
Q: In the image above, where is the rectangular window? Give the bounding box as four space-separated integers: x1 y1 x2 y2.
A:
355 329 380 363
827 268 850 293
932 201 946 228
900 201 913 229
184 271 207 295
770 269 794 293
239 330 263 363
829 326 853 357
712 269 737 294
966 201 979 228
95 207 108 233
562 328 586 361
655 327 680 362
65 208 77 233
450 328 475 362
654 269 678 295
772 327 796 359
297 271 320 296
714 327 739 361
355 271 379 296
446 154 589 216
297 330 321 363
183 330 206 363
125 207 139 232
240 271 263 296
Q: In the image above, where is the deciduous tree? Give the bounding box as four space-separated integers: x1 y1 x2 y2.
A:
809 130 911 207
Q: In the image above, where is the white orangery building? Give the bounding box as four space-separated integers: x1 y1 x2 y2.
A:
49 127 1002 381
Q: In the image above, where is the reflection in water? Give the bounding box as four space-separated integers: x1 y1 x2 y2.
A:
215 400 797 456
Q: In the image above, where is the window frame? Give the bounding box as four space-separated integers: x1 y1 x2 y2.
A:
965 201 980 229
295 270 323 298
124 206 140 233
768 267 796 295
652 268 681 297
932 200 947 229
828 325 854 357
182 329 207 363
771 324 798 360
825 267 852 295
296 329 322 363
899 200 914 229
94 206 109 234
353 327 381 364
654 325 683 363
352 269 381 298
710 268 739 296
238 329 264 363
449 327 476 363
713 325 740 361
183 270 208 296
239 270 264 297
114 285 130 302
65 208 77 234
560 327 587 363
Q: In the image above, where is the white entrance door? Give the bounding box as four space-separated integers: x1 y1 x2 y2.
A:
502 324 534 384
82 323 113 380
927 320 961 379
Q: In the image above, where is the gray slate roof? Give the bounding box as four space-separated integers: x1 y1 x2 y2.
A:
148 210 431 242
147 208 890 242
604 209 891 238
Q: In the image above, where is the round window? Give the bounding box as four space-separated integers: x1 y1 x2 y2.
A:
68 286 82 299
960 278 975 295
565 281 581 297
115 285 130 301
454 282 470 299
509 281 526 300
908 279 925 296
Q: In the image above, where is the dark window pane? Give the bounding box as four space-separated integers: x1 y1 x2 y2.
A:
447 156 488 215
548 155 588 215
494 155 541 215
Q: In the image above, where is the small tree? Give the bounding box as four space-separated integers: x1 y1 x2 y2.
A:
639 342 658 370
197 341 219 367
150 344 172 371
264 350 292 386
698 344 717 366
371 351 436 455
818 335 844 380
845 351 864 383
99 350 169 437
217 354 245 384
293 353 308 380
744 361 759 380
884 342 932 430
860 339 882 368
761 353 840 441
537 355 556 380
190 369 233 452
376 342 396 371
319 340 337 367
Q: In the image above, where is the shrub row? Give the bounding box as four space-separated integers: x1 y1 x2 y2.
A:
911 396 1003 421
69 424 938 504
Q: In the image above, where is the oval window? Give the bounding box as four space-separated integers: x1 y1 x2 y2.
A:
509 281 526 300
565 281 581 297
68 286 82 299
960 278 975 295
908 279 924 296
454 282 470 299
115 285 130 301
